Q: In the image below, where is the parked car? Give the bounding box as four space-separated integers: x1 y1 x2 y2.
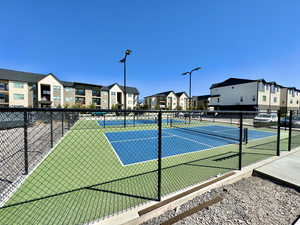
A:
280 115 300 128
253 113 278 127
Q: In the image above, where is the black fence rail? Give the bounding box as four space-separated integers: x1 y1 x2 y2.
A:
0 108 298 225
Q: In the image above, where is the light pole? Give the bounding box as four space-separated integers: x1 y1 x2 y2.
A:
182 67 202 110
119 49 132 127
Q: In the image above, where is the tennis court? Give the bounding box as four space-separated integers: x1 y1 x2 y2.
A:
105 125 276 165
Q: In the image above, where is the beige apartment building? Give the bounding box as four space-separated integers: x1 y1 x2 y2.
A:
0 68 139 109
144 91 189 110
209 78 300 112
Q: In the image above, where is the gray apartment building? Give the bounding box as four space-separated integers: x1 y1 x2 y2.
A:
0 68 139 109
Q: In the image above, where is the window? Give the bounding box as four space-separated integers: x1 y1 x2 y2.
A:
240 97 243 102
290 100 293 104
273 97 277 103
111 92 116 96
262 96 267 102
128 100 132 105
252 96 256 102
0 82 8 91
53 96 61 100
53 85 61 91
92 90 101 97
128 93 132 97
13 94 24 100
13 82 24 89
232 86 234 89
65 87 73 92
217 98 220 103
297 100 299 105
75 89 85 96
266 85 269 91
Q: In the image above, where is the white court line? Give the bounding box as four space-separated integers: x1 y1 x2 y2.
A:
164 131 214 148
110 135 173 143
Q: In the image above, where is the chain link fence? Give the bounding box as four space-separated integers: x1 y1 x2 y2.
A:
0 108 299 225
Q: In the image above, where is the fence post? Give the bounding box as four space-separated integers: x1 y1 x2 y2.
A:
62 112 64 136
239 113 243 170
23 111 29 175
277 110 281 156
157 111 162 201
67 113 70 130
288 110 293 151
50 111 53 148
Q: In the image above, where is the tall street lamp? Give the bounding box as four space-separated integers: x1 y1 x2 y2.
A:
182 67 202 110
119 49 132 127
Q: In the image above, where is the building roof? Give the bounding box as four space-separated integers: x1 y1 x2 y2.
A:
0 68 47 83
175 92 188 97
105 83 139 94
0 68 140 93
210 78 258 89
145 90 175 98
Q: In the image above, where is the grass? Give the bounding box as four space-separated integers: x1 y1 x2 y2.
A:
0 118 293 225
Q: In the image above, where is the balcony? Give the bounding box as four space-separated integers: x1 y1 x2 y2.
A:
0 94 9 104
92 98 101 105
75 97 85 105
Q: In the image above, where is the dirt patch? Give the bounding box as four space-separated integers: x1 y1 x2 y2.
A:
141 176 300 225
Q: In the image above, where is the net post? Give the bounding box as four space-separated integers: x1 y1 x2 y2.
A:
288 110 293 151
23 111 29 175
103 114 106 128
243 128 248 144
157 111 162 201
50 111 53 148
277 110 281 156
239 113 243 170
61 111 64 136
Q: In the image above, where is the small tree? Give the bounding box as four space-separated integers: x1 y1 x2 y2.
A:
88 104 97 109
155 104 161 110
176 105 182 111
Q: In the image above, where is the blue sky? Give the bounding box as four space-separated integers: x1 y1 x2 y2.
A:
1 0 300 98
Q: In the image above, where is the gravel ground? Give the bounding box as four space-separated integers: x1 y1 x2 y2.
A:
141 177 300 225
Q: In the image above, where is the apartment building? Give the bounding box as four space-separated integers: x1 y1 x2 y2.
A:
209 78 300 112
192 95 219 110
144 91 189 110
0 68 139 109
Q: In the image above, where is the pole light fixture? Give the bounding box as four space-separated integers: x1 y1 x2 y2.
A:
119 49 132 127
182 66 202 110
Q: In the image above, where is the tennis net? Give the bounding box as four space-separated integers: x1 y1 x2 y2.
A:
170 120 248 143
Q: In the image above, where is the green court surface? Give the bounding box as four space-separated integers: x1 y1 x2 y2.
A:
0 119 291 225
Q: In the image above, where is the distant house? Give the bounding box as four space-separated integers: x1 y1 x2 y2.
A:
0 68 139 109
144 91 179 110
209 78 300 112
175 92 189 110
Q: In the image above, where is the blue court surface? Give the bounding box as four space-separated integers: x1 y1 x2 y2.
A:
98 119 185 126
105 125 276 165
